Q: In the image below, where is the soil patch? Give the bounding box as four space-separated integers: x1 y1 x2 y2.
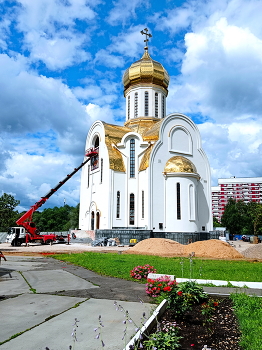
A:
146 297 241 350
242 243 262 259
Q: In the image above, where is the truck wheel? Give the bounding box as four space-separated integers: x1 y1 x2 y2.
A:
45 239 53 245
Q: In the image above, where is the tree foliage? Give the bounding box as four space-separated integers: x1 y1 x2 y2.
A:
32 204 79 232
0 193 20 231
221 198 262 236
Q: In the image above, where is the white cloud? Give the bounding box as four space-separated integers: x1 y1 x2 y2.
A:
13 0 99 70
107 0 149 26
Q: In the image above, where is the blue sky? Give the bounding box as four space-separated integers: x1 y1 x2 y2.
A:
1 0 262 212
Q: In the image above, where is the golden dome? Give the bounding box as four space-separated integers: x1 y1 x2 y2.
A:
123 49 170 95
164 156 197 174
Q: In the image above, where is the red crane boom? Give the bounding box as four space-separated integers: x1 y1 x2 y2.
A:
15 148 97 245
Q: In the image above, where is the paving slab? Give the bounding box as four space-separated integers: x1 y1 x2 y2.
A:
0 294 86 344
1 256 46 272
0 270 30 295
0 298 154 350
22 269 99 293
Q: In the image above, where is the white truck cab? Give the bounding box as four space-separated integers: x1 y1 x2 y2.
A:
6 227 26 246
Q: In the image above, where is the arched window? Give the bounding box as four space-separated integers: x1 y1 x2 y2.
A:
87 165 90 188
100 158 103 183
130 139 135 177
128 96 130 119
162 95 165 118
91 211 95 230
130 193 135 225
145 91 148 116
91 136 99 170
96 212 100 229
142 190 144 219
134 92 138 118
176 183 181 220
116 191 120 218
155 92 158 117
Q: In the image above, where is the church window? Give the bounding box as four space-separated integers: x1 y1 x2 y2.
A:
177 183 181 220
162 95 165 118
142 190 144 219
91 136 99 171
155 93 158 117
100 158 103 183
134 92 138 118
91 211 95 230
130 193 135 225
130 139 135 177
128 96 130 119
116 191 120 218
87 165 90 188
96 212 100 229
145 91 149 116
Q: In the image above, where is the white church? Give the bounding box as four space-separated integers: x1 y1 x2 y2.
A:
79 30 212 235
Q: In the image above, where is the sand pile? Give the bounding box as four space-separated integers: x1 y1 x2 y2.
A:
126 238 185 257
241 244 262 259
184 239 243 259
126 238 244 259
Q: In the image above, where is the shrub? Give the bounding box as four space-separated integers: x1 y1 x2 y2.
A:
166 280 207 316
146 276 175 297
130 264 156 280
143 324 182 350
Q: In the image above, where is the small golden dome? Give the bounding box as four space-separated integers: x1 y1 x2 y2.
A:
123 49 170 95
164 156 197 174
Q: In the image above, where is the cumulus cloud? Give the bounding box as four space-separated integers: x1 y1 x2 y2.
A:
13 0 99 70
107 0 149 26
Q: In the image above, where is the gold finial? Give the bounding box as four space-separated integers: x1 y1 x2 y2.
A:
140 28 152 50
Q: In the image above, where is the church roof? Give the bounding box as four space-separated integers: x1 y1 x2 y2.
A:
164 156 198 174
103 117 163 172
122 49 169 96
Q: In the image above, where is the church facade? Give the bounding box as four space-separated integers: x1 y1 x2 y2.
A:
79 39 212 234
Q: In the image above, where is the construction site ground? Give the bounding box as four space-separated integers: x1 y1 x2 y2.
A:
0 240 261 350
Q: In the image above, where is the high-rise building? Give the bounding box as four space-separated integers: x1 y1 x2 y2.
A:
212 177 262 221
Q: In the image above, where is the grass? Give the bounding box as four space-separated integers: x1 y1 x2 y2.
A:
52 252 262 282
231 293 262 350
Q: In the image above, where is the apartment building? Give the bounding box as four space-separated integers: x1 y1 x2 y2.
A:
212 177 262 221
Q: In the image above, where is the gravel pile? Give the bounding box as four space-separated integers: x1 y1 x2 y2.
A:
241 244 262 259
126 238 244 259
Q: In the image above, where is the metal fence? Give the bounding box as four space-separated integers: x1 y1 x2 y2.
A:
96 229 221 246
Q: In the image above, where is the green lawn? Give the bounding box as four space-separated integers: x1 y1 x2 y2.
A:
231 293 262 350
52 252 262 282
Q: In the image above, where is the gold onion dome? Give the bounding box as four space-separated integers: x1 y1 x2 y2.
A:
164 156 198 174
123 49 170 95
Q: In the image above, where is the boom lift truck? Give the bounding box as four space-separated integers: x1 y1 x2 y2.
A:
7 148 98 247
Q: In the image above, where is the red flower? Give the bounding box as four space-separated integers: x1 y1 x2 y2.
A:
177 291 183 296
163 286 171 292
213 302 219 307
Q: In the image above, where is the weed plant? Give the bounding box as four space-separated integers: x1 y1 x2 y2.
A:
231 293 262 350
52 252 262 282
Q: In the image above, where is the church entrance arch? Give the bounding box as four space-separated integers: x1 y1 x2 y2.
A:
96 212 100 229
91 211 95 230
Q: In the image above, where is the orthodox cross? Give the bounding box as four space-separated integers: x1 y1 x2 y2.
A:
140 28 152 48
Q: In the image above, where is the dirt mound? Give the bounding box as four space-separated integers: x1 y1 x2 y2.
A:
242 244 262 259
184 239 243 259
126 238 244 259
125 238 185 257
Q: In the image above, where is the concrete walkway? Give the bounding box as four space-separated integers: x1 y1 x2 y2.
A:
1 255 261 350
0 256 154 350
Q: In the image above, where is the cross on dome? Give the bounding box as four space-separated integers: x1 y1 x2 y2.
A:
140 28 152 49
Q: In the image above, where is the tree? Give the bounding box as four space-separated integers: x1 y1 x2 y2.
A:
0 193 20 231
247 201 262 236
213 216 222 227
221 198 251 236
